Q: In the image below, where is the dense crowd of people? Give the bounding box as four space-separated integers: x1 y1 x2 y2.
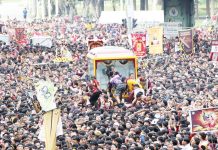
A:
0 17 217 150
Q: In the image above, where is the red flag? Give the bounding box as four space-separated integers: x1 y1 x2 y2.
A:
131 33 146 57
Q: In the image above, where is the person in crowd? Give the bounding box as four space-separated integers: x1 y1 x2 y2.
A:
23 8 27 20
88 76 102 107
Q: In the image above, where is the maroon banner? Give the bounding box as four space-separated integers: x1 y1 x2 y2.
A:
131 33 146 57
15 28 27 45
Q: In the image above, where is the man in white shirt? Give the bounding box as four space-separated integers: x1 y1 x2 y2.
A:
181 137 193 150
133 84 144 99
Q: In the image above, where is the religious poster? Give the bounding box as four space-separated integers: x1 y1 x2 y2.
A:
148 27 163 55
53 49 72 63
88 40 103 50
35 80 57 112
178 29 193 54
210 40 218 61
131 33 146 57
190 107 218 133
15 28 27 45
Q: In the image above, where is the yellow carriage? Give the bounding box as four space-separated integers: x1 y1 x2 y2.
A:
87 46 140 92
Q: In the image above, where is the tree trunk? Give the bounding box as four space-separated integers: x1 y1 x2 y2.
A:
41 0 46 18
140 0 145 10
44 0 48 17
133 0 136 10
83 0 91 17
59 0 65 16
96 0 104 18
55 0 59 16
91 0 97 18
112 0 116 11
32 0 37 17
48 0 51 18
99 0 104 13
152 0 158 10
145 0 148 10
120 0 123 10
195 0 199 19
206 0 210 17
158 0 163 10
36 0 40 18
69 0 77 22
211 0 215 16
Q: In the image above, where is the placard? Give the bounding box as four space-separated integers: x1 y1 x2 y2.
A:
178 29 193 54
164 22 181 38
210 40 218 61
190 107 218 133
148 27 163 55
131 33 146 57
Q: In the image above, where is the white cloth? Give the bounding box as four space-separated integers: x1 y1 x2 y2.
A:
38 117 63 142
182 144 193 150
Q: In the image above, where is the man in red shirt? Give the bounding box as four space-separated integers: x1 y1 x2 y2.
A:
89 76 102 107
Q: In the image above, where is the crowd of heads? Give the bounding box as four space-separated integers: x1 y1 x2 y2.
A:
0 17 217 150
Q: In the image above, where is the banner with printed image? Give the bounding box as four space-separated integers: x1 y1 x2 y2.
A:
210 40 218 61
190 107 218 133
15 28 27 45
35 80 57 112
131 33 146 57
178 29 193 54
148 27 163 55
53 49 72 63
164 22 182 38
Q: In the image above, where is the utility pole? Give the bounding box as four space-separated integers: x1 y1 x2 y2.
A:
126 0 134 34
